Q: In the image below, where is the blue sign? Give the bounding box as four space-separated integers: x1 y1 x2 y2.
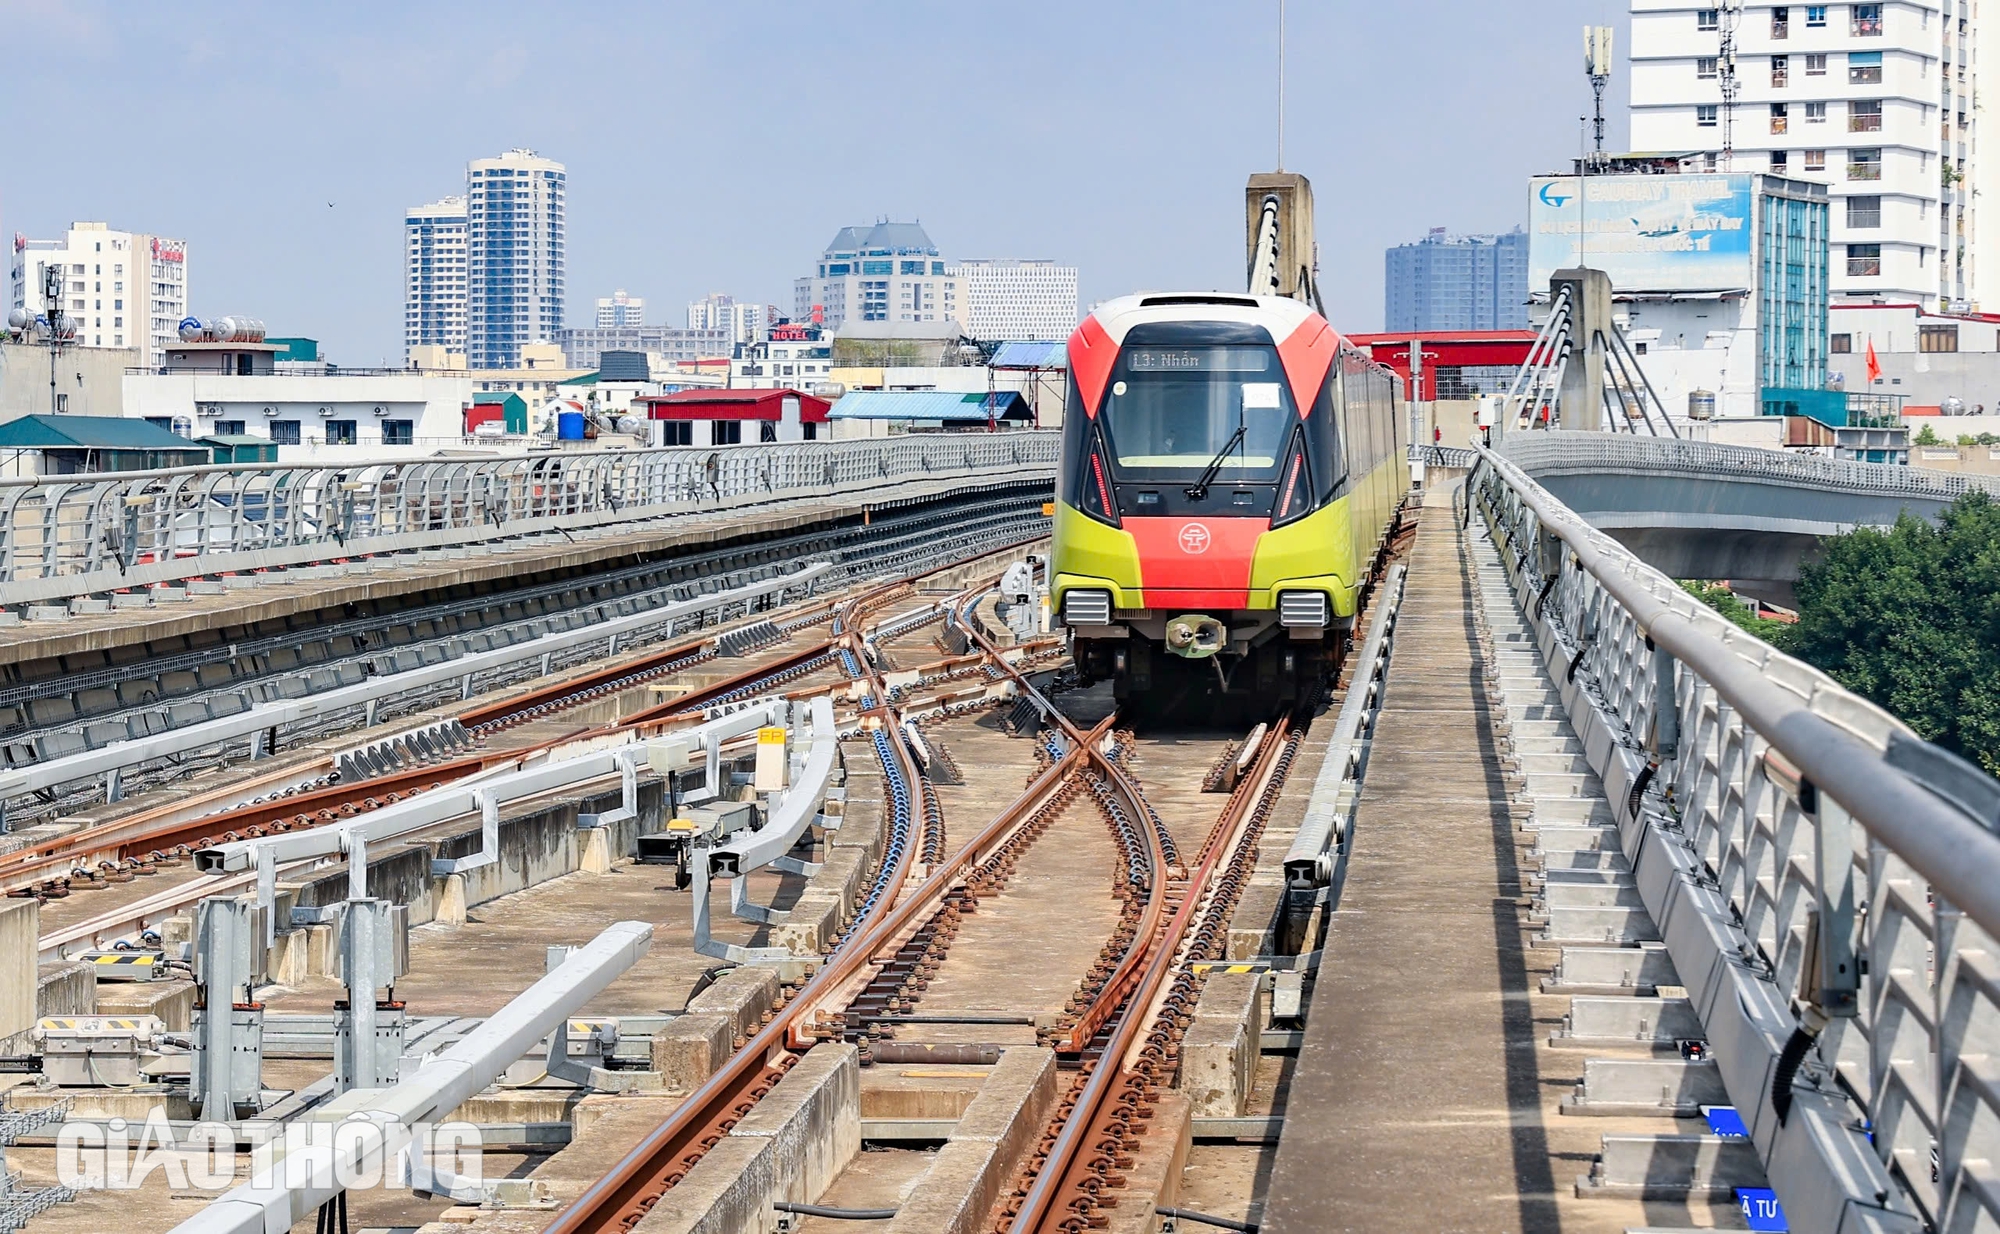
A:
1738 1187 1788 1231
1703 1106 1749 1138
1529 173 1755 294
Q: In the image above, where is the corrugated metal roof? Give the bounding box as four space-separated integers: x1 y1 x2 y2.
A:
990 341 1068 369
830 390 1031 421
0 416 206 450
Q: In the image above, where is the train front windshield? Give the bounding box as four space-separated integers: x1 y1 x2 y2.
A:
1098 345 1294 482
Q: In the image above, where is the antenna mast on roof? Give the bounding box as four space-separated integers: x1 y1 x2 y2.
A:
1718 0 1742 170
1584 26 1615 164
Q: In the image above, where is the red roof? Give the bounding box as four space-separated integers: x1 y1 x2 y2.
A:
637 387 830 422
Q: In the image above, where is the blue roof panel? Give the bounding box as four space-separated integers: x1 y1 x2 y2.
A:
830 391 1031 421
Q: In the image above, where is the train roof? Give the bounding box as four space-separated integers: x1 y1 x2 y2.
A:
1083 292 1343 347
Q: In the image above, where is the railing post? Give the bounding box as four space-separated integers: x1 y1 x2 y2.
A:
1803 782 1860 1019
1651 640 1679 764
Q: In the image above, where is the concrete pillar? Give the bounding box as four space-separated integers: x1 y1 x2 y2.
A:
1552 267 1614 432
0 900 39 1043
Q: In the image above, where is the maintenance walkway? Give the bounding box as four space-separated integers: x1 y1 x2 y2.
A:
1264 503 1761 1231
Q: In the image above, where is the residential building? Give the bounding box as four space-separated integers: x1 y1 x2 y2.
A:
687 293 779 345
404 196 468 361
1629 0 1971 308
464 340 590 405
0 339 139 420
637 388 830 446
8 222 187 365
553 325 731 370
728 337 835 390
466 148 566 369
596 288 645 327
1383 228 1530 331
121 337 474 460
949 259 1079 340
794 222 957 332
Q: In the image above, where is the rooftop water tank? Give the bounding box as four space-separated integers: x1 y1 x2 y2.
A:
1688 390 1716 421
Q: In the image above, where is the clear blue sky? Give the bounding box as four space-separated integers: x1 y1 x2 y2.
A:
0 0 1628 362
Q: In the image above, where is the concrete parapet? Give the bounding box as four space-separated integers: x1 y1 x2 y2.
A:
97 976 195 1031
687 967 779 1044
629 1043 860 1234
0 900 37 1041
1179 972 1266 1117
651 1014 734 1095
1106 1089 1192 1234
769 891 842 956
886 1047 1056 1234
37 960 96 1018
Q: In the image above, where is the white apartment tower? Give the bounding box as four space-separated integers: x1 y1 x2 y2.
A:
404 196 468 361
466 148 566 369
9 223 186 366
687 294 776 345
950 259 1080 339
596 289 645 327
794 223 957 332
1631 0 1982 308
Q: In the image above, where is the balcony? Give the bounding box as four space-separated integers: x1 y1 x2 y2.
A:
1852 15 1883 36
1771 116 1791 134
1847 162 1883 181
1772 16 1790 37
1850 114 1883 133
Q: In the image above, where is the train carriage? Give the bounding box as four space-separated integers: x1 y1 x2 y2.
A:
1052 292 1405 706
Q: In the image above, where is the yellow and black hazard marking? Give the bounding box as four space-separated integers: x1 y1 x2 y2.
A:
82 952 163 980
1188 962 1269 975
39 1017 151 1031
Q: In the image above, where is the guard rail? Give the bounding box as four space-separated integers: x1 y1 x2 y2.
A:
1471 438 2000 1233
0 433 1059 607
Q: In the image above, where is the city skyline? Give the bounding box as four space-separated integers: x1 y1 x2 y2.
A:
0 1 1615 363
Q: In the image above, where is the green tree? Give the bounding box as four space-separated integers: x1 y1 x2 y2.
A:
1913 423 1942 446
1787 490 2000 774
1680 581 1794 645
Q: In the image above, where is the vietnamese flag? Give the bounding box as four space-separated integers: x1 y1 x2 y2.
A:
1866 339 1882 383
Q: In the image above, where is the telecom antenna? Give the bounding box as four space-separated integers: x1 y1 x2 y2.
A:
1584 26 1615 161
1718 0 1742 169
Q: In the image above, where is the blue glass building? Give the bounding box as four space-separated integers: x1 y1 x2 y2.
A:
1383 228 1529 332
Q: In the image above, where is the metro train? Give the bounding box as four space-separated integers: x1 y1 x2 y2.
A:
1051 292 1406 707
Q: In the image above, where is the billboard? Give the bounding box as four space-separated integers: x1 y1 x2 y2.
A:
1528 173 1753 293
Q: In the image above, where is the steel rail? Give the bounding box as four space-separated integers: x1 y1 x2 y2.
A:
542 579 1080 1234
1008 711 1296 1233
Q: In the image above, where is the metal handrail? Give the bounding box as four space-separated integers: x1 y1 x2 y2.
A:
1497 429 1998 500
1472 437 1997 1231
0 433 1060 607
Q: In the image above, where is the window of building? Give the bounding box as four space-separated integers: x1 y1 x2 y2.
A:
1830 333 1852 353
1852 3 1882 35
715 421 743 445
1849 51 1883 83
1849 99 1883 132
1920 324 1960 352
1802 53 1827 77
270 420 301 445
1771 151 1790 172
1771 54 1789 86
661 420 693 446
381 419 414 445
759 422 778 443
1848 148 1883 180
1806 101 1827 123
1806 4 1828 25
1847 195 1883 227
1846 243 1883 276
1697 104 1719 127
1772 7 1790 36
802 422 818 441
1697 8 1719 30
326 420 358 445
1770 102 1790 133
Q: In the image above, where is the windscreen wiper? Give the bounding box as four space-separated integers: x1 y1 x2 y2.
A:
1185 423 1246 501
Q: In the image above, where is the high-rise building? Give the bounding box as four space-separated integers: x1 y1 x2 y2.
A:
949 259 1079 340
596 288 645 328
404 196 468 361
686 294 777 345
1383 228 1530 331
794 223 956 332
466 148 566 369
1630 0 1979 308
8 222 187 366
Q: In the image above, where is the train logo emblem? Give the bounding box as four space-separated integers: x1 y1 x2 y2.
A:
1178 523 1211 554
